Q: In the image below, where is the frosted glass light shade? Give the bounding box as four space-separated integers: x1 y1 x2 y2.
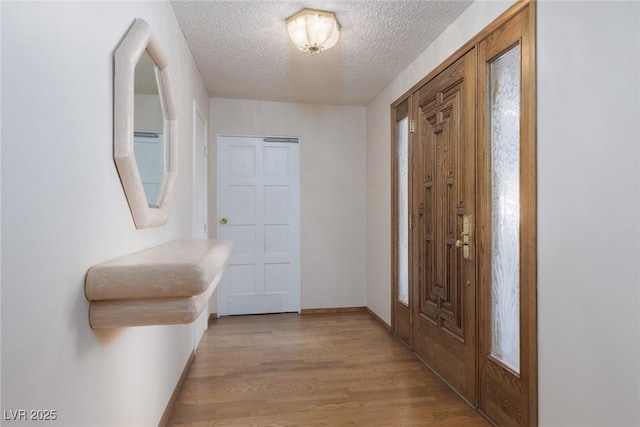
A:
286 9 340 53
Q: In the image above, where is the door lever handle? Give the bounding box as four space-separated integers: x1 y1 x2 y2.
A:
456 231 470 247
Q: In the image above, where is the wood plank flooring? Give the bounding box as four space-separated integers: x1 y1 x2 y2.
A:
166 312 489 426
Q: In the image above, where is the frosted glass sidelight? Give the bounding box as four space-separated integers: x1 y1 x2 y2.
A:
397 117 409 305
489 46 521 373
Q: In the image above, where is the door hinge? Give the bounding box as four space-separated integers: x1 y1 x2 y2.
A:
409 214 414 229
410 310 413 325
204 223 207 235
409 119 416 133
204 146 208 157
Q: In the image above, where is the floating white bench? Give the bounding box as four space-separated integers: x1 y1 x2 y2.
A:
85 239 232 328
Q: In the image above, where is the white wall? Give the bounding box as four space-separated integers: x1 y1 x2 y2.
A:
366 0 640 425
1 2 210 425
209 98 367 311
537 2 640 425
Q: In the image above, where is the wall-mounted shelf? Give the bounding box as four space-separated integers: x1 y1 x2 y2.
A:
85 239 232 328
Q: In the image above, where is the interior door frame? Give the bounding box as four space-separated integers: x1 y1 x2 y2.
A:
191 100 209 350
216 134 301 317
192 101 208 240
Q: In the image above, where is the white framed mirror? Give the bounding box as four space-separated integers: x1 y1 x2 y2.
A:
114 19 178 228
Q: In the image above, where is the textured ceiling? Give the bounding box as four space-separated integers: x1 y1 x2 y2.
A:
170 1 473 106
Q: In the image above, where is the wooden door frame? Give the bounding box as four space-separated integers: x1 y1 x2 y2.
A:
390 1 536 425
391 96 413 348
476 4 537 426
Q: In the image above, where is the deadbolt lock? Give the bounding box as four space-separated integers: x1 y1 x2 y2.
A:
455 215 472 260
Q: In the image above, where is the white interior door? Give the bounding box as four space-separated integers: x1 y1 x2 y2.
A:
217 135 300 315
134 131 164 207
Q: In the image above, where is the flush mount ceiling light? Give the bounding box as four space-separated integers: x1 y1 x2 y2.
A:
286 8 341 53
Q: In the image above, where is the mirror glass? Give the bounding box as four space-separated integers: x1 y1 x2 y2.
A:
134 49 165 208
114 18 177 228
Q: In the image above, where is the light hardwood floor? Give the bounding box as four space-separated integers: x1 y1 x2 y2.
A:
167 312 490 426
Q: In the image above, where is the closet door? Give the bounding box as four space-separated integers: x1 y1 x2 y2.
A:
412 49 477 404
477 6 537 426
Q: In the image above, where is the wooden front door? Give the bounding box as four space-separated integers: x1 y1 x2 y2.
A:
411 49 477 404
